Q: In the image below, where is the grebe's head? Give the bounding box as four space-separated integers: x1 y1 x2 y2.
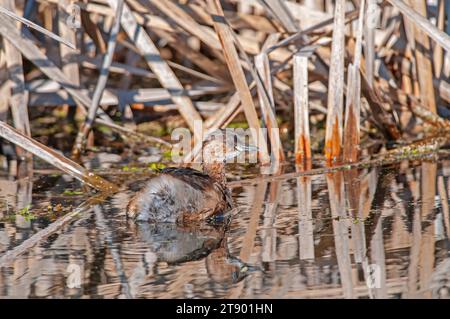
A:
202 129 258 164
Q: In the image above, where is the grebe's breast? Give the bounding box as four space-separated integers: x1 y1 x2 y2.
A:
127 167 232 223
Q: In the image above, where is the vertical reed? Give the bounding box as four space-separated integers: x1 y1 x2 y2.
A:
293 52 312 167
324 0 345 164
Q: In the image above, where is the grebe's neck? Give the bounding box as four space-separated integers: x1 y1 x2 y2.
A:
202 162 226 186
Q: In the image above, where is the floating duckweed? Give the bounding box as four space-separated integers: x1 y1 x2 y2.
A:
63 189 84 196
122 165 144 172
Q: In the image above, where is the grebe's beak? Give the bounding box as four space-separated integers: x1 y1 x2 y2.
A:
224 150 241 161
236 143 259 153
225 142 259 161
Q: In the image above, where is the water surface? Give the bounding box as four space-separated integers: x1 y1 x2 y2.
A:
0 156 449 298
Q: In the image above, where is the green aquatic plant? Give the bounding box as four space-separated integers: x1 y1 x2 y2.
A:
352 217 367 224
148 162 166 171
96 125 113 135
161 150 173 160
18 205 35 222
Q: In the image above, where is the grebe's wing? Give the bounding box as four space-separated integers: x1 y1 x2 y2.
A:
162 167 233 209
160 167 212 191
160 167 208 178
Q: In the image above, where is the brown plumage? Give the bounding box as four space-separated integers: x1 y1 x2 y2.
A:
126 130 255 223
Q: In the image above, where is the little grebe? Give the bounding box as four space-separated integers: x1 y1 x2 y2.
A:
126 129 257 223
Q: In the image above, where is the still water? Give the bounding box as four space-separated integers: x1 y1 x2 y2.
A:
0 155 449 298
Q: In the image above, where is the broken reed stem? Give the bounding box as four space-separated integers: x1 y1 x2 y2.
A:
255 52 284 172
72 0 124 157
352 0 365 76
407 0 437 113
293 52 311 167
149 0 222 51
0 121 118 192
107 0 203 141
433 0 445 78
1 0 31 162
205 90 244 129
387 0 450 53
324 0 346 164
207 0 270 165
410 99 450 132
259 0 299 33
0 0 445 190
0 5 76 49
364 0 377 88
0 16 115 127
227 25 289 167
58 0 80 78
343 0 365 163
343 64 361 163
304 0 324 11
266 7 361 54
360 70 401 140
58 0 82 123
228 30 282 167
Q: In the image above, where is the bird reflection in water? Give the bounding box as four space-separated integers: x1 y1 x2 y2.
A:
132 219 252 285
